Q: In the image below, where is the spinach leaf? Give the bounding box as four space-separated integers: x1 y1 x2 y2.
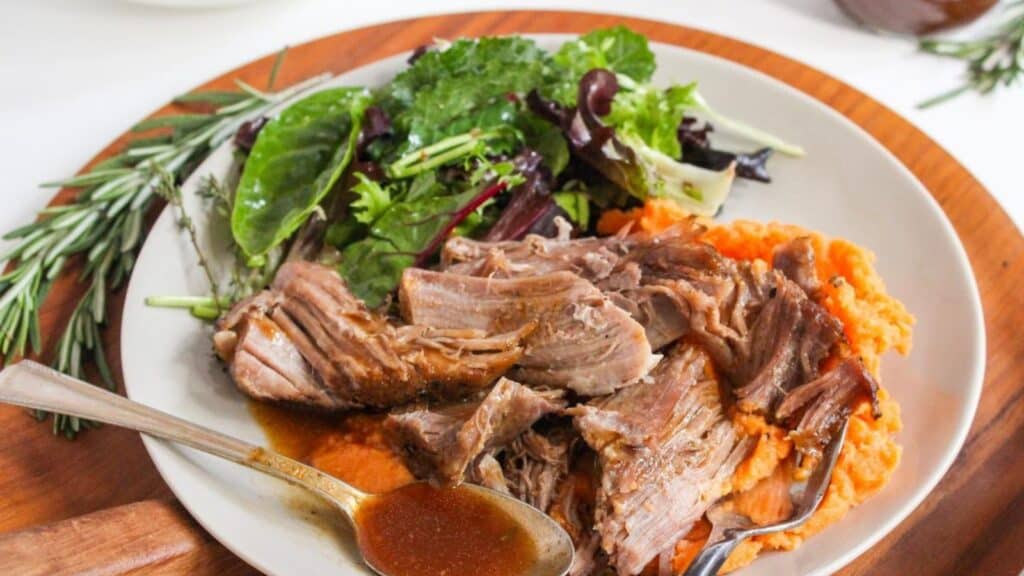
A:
337 238 415 307
339 184 480 307
231 87 371 259
405 171 446 201
550 26 656 103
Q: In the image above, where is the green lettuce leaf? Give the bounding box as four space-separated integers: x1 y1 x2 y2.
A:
551 26 656 103
350 173 393 224
552 190 590 227
519 114 570 176
619 133 736 216
606 83 698 158
231 87 371 258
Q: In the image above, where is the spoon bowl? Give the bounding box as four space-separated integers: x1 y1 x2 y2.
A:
0 360 574 576
441 483 576 576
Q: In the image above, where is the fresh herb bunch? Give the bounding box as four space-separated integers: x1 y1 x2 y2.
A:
919 1 1024 108
0 52 326 437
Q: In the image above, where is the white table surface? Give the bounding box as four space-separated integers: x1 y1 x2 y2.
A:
1 0 1020 242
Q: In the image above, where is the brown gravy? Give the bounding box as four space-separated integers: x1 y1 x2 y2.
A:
251 402 538 575
355 482 537 576
249 401 412 494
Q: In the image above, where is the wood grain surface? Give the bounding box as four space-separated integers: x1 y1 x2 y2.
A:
1 10 1020 576
0 500 251 576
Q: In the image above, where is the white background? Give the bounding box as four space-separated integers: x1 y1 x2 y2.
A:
1 0 1021 242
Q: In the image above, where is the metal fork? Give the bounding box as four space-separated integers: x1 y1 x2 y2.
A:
682 418 849 576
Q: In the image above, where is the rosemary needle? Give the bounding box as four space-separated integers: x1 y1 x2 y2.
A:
918 1 1024 108
0 57 328 438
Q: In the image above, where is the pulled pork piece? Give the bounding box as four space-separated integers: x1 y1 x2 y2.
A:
437 228 874 458
571 345 753 576
442 233 634 279
503 428 574 513
440 226 751 354
468 453 509 493
776 357 881 458
607 287 689 351
214 262 529 410
441 222 704 284
213 291 348 409
549 452 608 576
731 277 844 414
571 532 608 576
772 236 821 298
383 378 566 485
399 268 654 396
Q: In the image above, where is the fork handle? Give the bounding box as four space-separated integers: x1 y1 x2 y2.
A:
681 536 742 576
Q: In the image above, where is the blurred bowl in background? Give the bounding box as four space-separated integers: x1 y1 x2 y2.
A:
834 0 998 35
123 0 264 8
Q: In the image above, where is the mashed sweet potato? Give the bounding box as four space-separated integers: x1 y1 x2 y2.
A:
601 203 914 573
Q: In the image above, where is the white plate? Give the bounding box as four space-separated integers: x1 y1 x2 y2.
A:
121 35 985 576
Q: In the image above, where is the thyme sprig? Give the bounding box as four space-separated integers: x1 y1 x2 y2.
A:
153 164 224 320
0 60 328 437
919 1 1024 108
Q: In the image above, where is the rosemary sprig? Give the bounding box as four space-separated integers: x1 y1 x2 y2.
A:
0 64 328 437
919 1 1024 108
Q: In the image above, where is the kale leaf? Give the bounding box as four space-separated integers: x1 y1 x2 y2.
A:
550 26 656 103
378 37 554 155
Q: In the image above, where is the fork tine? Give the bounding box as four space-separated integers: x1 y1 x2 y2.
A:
681 416 850 576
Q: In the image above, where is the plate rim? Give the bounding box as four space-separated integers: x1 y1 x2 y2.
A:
120 22 987 576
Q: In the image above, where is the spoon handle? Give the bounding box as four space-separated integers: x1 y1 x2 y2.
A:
0 360 366 516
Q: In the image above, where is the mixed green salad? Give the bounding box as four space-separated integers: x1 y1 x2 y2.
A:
174 26 803 312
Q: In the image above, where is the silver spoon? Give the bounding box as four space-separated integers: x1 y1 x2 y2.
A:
0 360 574 576
682 418 849 576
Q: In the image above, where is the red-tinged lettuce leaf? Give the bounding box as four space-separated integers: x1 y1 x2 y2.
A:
678 117 773 183
482 150 557 241
528 70 647 196
528 69 737 217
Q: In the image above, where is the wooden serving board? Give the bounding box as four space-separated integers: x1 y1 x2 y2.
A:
1 10 1021 576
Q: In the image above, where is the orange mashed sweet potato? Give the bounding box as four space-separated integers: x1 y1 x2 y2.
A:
600 200 914 573
249 404 414 494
